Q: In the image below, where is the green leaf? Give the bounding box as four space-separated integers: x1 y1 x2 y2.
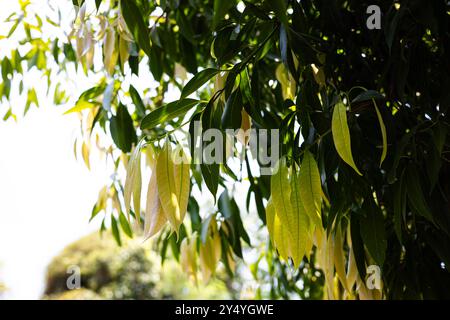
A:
129 85 146 117
201 163 219 200
351 90 384 103
212 0 236 29
95 0 102 10
111 215 122 246
221 89 242 129
373 99 387 166
218 190 251 247
181 68 220 99
406 165 434 223
350 215 366 279
140 99 199 130
110 103 137 153
119 211 133 238
359 198 387 266
267 0 289 27
120 0 151 57
393 175 406 244
298 151 322 227
331 102 362 175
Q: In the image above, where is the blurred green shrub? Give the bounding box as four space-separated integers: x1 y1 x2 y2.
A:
43 232 235 300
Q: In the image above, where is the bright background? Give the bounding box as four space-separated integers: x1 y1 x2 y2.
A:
0 0 109 299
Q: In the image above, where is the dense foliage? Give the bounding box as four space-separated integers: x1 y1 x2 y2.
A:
1 0 449 299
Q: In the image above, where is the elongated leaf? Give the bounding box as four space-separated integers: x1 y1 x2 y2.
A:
221 89 243 129
129 85 146 117
289 167 310 267
393 175 406 244
332 102 362 175
181 68 219 99
143 165 167 240
110 104 137 153
124 145 141 222
373 99 387 166
201 163 219 200
265 197 276 245
298 151 322 227
120 0 151 57
360 198 387 266
334 227 349 291
270 157 294 241
406 166 434 223
111 215 122 246
140 99 199 130
351 90 384 103
270 203 291 261
132 150 142 225
173 145 191 228
212 0 235 29
267 0 288 27
119 211 133 238
267 165 291 260
156 140 182 234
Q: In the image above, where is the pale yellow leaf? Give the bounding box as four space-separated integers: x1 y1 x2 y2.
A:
298 151 322 227
143 165 167 240
132 151 142 226
81 141 90 170
289 166 311 267
173 144 190 226
332 102 362 175
156 140 182 234
271 157 295 239
334 227 350 292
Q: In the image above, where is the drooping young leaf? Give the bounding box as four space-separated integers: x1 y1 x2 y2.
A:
270 157 294 242
289 166 311 267
156 140 188 234
298 151 322 227
331 102 362 175
173 144 191 229
124 145 141 222
143 164 167 240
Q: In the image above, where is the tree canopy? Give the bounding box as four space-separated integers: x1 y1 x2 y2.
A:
1 0 449 299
